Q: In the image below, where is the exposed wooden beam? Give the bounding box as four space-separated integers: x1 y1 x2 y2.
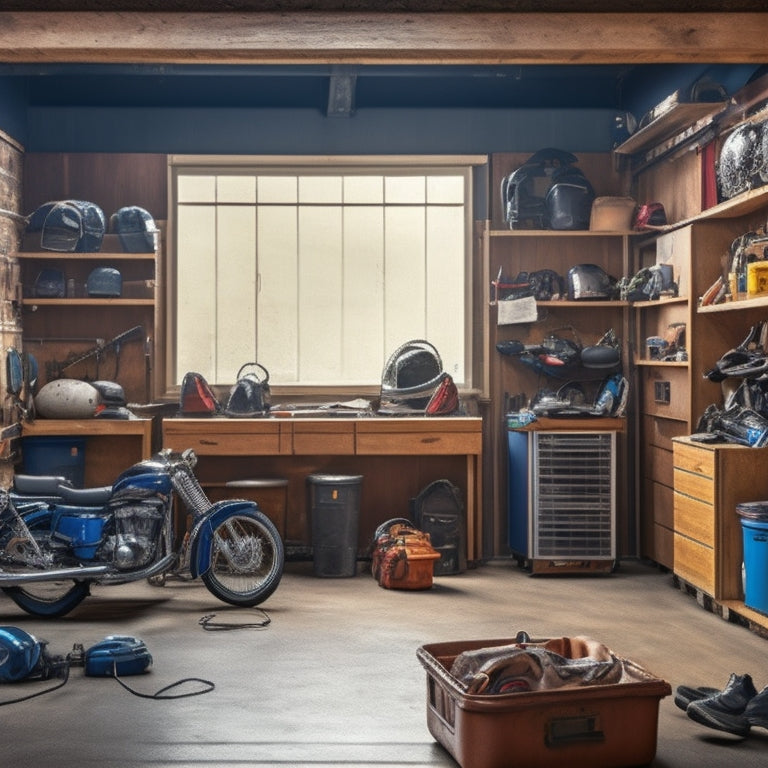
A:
0 12 766 65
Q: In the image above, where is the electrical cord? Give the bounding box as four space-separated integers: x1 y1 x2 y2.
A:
0 659 70 707
198 608 271 631
109 662 215 699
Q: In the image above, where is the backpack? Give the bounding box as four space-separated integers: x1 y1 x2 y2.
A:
410 479 466 575
179 372 220 417
223 363 271 418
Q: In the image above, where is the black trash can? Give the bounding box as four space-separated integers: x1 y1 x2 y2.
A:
308 474 363 577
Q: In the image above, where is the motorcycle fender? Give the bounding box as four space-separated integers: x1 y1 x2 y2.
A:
188 500 262 579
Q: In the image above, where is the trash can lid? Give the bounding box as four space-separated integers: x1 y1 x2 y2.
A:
307 474 363 485
736 501 768 521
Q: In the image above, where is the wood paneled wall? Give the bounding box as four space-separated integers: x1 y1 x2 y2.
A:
22 154 167 221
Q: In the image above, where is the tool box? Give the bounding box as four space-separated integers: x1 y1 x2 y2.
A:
416 636 671 768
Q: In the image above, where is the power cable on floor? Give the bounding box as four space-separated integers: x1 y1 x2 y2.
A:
108 662 215 699
0 660 70 707
198 608 271 631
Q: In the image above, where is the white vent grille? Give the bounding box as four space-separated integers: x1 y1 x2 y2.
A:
531 431 616 560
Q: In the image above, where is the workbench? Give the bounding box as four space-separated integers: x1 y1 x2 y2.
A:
162 416 483 561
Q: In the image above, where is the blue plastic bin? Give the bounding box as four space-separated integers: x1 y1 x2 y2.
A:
22 436 86 487
737 502 768 615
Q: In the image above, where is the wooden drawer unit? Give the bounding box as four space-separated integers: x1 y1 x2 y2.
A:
163 418 290 455
673 437 768 601
292 419 355 455
355 418 482 455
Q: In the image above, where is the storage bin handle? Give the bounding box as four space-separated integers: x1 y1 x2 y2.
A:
546 714 605 747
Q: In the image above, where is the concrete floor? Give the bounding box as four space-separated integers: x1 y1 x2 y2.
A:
1 558 768 767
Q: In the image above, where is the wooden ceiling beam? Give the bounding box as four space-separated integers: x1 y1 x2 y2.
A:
0 12 766 65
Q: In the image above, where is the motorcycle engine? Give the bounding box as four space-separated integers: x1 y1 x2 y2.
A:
106 502 165 569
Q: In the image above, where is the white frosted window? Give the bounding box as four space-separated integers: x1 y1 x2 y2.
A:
174 163 471 389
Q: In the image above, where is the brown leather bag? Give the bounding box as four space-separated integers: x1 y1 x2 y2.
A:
371 523 441 590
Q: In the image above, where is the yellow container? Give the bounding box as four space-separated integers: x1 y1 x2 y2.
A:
748 262 768 297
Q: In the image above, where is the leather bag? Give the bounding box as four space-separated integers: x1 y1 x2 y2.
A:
371 522 441 590
224 363 271 417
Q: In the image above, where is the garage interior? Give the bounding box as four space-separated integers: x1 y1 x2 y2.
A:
3 4 768 767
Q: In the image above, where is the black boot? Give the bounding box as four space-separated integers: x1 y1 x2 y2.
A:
745 686 768 729
686 673 757 737
674 685 721 712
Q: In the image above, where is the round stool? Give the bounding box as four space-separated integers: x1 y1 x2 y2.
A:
222 478 289 538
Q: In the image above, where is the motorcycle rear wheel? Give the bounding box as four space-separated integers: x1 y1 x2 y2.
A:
201 511 284 607
2 580 90 618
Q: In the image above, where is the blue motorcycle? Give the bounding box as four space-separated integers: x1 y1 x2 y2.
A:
0 448 284 617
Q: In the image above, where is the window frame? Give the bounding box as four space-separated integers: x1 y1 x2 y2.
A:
166 154 486 398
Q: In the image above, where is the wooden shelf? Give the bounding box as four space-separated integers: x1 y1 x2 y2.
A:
22 298 154 307
698 295 768 313
536 299 628 308
634 359 689 368
19 251 155 260
614 101 727 156
489 229 635 238
632 296 688 309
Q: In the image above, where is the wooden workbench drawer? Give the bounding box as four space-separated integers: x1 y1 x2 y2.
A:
674 440 715 477
292 420 355 454
674 492 714 547
163 419 288 455
674 532 715 595
355 419 482 455
673 466 715 506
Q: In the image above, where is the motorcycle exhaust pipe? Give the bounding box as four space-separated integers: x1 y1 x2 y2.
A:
0 565 109 585
97 554 177 585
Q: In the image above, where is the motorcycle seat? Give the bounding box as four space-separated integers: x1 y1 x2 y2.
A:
57 485 113 506
13 474 73 495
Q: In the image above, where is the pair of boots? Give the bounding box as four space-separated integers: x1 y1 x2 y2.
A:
675 674 768 737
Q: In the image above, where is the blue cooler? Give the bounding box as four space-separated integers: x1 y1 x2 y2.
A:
736 502 768 614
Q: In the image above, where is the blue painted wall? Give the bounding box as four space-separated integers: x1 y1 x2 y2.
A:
19 105 618 154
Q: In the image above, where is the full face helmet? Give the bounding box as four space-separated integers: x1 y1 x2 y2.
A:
717 122 764 201
567 263 616 300
501 148 579 230
28 200 106 252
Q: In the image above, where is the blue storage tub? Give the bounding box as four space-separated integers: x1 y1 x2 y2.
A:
22 436 86 487
737 502 768 615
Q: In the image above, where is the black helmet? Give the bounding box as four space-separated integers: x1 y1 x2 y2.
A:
545 166 595 231
28 199 106 253
110 206 158 253
500 148 579 230
567 264 616 300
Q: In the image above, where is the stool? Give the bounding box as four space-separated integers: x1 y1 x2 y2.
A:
206 478 288 539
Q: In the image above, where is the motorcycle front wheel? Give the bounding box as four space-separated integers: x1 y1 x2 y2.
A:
2 580 90 618
201 511 284 607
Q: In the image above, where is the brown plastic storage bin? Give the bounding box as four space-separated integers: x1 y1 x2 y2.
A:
416 637 671 768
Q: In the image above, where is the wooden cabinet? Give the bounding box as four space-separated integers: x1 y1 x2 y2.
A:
673 437 768 603
635 189 768 567
20 418 153 487
17 231 162 404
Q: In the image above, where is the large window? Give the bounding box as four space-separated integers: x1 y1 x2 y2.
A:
170 156 478 392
